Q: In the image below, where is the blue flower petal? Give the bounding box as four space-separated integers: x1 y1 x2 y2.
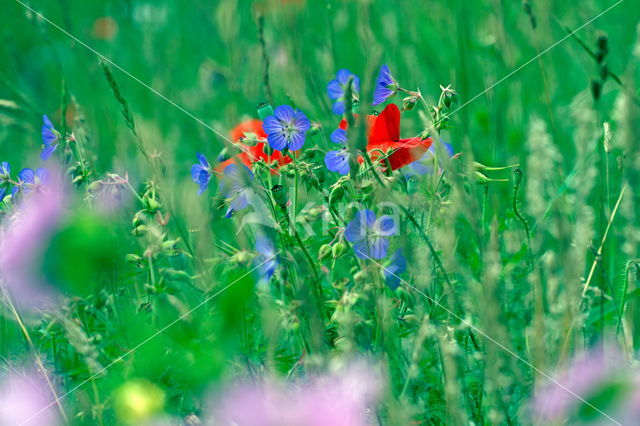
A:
191 164 206 182
1 161 10 176
40 144 57 161
267 133 288 151
330 129 348 145
327 80 344 100
197 170 211 195
273 105 295 122
293 111 310 132
287 132 305 151
331 100 345 115
368 236 389 259
230 190 249 211
375 215 397 236
262 115 283 135
197 152 209 168
18 168 35 184
345 210 376 243
324 150 350 175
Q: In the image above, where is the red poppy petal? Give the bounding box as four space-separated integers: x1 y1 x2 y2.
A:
368 104 400 144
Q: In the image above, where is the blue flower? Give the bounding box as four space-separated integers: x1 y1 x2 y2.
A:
372 65 398 106
219 163 254 218
255 236 278 281
324 128 350 175
263 105 310 151
41 115 60 161
18 167 48 194
345 210 398 259
191 153 212 195
327 69 360 115
383 249 407 290
406 141 454 176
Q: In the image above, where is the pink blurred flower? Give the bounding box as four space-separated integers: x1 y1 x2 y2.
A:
533 344 623 421
209 362 382 426
0 167 66 309
0 370 60 426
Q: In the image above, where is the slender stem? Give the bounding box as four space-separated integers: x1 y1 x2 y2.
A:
1 290 69 422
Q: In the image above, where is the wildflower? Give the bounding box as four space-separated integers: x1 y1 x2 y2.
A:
216 119 294 173
327 69 360 115
219 163 254 218
366 104 433 170
383 249 406 290
190 152 212 195
324 128 351 175
255 236 278 281
209 362 382 426
0 370 60 426
372 65 398 105
345 210 398 259
263 105 310 151
41 115 60 161
0 169 65 309
534 344 624 422
18 168 49 194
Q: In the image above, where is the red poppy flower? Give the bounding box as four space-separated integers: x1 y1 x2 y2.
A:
216 119 293 173
339 104 432 171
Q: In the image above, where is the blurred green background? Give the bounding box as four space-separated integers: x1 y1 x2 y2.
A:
1 0 637 175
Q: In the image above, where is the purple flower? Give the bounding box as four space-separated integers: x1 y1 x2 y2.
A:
263 105 310 151
0 169 65 309
209 362 382 426
534 344 623 422
219 163 254 218
327 69 360 115
190 153 212 195
372 65 398 106
383 249 406 290
406 141 454 176
18 167 49 194
41 115 60 161
345 210 398 259
255 236 278 281
324 128 350 175
0 370 60 426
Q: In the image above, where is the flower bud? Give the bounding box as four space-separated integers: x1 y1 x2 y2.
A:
318 244 331 260
402 96 418 111
332 241 347 258
271 184 288 207
257 102 274 120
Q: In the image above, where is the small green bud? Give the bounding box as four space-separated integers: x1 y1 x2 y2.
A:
318 244 331 260
332 242 346 258
513 168 523 186
125 253 144 264
402 96 418 111
308 122 320 137
271 184 288 207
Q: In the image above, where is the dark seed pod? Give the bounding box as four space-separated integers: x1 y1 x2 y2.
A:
591 80 602 101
